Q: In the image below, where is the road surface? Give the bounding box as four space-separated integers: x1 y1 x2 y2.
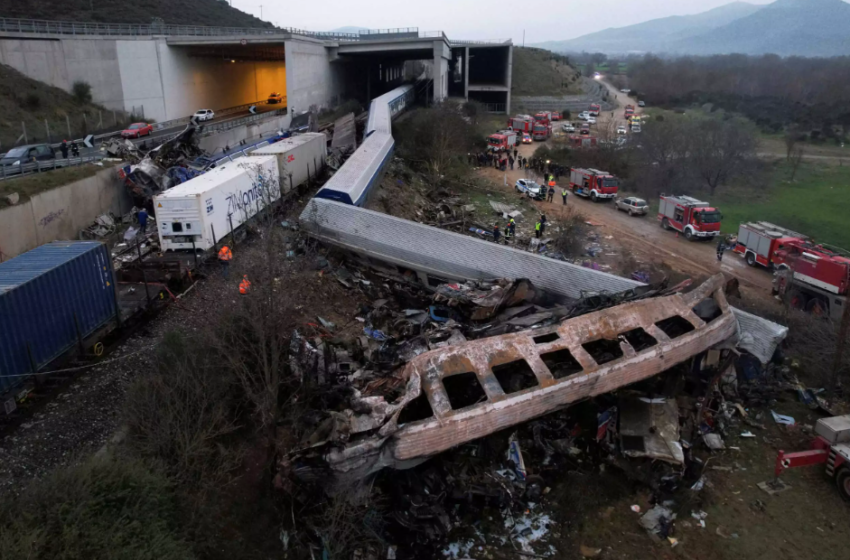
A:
78 103 282 157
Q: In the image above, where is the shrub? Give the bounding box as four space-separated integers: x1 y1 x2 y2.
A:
123 331 240 485
71 81 93 104
24 92 41 110
0 457 194 560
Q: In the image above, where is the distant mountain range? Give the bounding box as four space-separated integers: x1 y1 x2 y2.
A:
533 0 850 57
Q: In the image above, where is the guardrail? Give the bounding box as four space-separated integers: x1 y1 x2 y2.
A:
0 155 104 182
152 98 276 132
0 18 421 42
199 108 288 137
452 39 512 46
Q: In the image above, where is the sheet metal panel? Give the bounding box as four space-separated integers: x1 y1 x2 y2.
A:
0 242 117 394
300 198 641 299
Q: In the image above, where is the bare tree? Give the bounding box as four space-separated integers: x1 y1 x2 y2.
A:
207 163 299 450
789 145 805 181
688 117 758 196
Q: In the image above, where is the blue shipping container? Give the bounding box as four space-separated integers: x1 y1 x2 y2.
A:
0 242 118 395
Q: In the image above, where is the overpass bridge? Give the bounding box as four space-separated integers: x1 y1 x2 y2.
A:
0 18 512 127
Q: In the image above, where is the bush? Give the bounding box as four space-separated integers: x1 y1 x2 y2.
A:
123 331 240 485
24 92 41 110
71 81 93 104
0 457 194 560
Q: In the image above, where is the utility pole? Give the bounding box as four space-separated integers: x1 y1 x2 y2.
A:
522 30 525 48
259 5 263 19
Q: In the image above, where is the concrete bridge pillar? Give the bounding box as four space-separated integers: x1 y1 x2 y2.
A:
432 41 451 104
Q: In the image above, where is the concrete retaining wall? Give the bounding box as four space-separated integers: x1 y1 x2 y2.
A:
199 114 294 155
0 165 131 261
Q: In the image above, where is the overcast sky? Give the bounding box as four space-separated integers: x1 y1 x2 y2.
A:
230 0 776 42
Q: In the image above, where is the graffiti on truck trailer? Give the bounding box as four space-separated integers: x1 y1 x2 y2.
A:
225 173 279 218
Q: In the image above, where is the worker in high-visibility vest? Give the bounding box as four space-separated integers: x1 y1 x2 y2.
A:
535 220 542 239
562 189 569 205
218 245 233 278
239 275 252 295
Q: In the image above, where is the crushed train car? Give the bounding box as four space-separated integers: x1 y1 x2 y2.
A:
289 274 738 483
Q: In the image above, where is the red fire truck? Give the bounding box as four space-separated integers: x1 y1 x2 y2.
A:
566 135 597 148
487 130 518 152
550 111 562 121
733 222 809 268
507 116 534 133
534 112 552 126
589 103 601 117
532 122 550 141
770 414 850 501
624 104 635 119
657 195 722 240
771 240 850 320
569 168 619 201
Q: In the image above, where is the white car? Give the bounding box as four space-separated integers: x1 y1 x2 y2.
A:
632 125 642 133
620 88 631 94
586 116 597 125
638 101 646 107
562 122 576 133
193 109 215 122
617 126 628 135
577 111 590 120
515 179 544 199
615 196 649 216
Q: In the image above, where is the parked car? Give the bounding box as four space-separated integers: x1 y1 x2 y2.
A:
522 134 532 144
268 92 284 104
193 109 215 122
515 179 544 199
620 88 631 93
586 116 597 125
121 122 153 138
632 124 642 133
562 122 576 133
577 111 590 120
580 123 590 136
615 196 649 216
616 125 628 135
638 100 645 107
1 144 57 175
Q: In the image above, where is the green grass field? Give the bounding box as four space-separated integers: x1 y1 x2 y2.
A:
713 161 850 249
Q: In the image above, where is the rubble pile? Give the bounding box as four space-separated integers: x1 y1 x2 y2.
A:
265 253 777 556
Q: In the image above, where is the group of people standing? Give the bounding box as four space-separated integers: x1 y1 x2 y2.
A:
471 148 529 172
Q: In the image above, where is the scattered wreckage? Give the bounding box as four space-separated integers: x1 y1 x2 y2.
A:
109 123 209 206
287 274 738 485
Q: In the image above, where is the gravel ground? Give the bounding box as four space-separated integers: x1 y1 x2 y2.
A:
0 228 366 498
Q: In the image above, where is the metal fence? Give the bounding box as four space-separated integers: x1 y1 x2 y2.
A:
0 155 104 182
1 107 145 152
484 104 507 114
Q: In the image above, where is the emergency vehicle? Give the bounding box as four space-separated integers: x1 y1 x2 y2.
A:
771 414 850 501
569 168 619 201
589 104 601 117
733 222 809 268
487 130 518 152
507 116 534 134
771 240 850 319
657 195 722 240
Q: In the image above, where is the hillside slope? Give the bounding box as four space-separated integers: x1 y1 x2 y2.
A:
0 0 271 28
532 2 762 53
0 64 117 148
674 0 850 56
511 48 581 96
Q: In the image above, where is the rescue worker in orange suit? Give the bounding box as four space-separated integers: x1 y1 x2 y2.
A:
218 245 233 278
239 275 252 295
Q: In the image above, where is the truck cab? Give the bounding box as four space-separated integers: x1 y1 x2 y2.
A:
487 130 517 152
570 168 619 202
658 195 722 240
589 104 601 117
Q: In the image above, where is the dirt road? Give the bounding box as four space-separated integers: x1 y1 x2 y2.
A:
481 86 778 301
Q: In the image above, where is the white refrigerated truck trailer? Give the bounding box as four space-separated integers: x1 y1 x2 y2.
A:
154 155 279 252
251 132 327 194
